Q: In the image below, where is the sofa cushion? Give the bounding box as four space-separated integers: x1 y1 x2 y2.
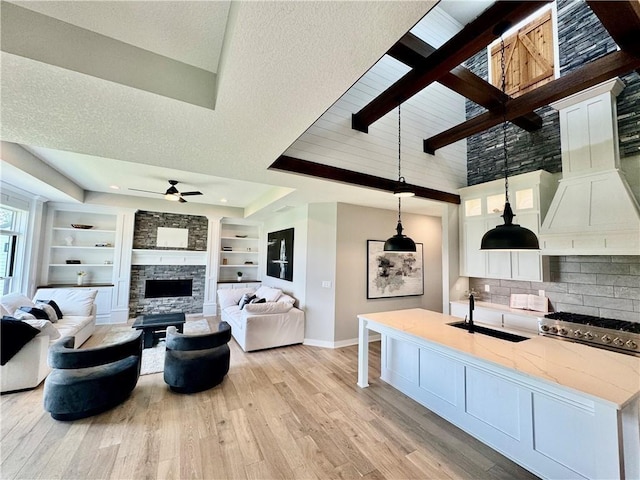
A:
244 302 293 314
217 288 256 310
34 289 97 317
254 286 282 302
0 304 11 317
277 294 296 305
21 319 61 341
34 303 60 322
34 299 64 320
1 293 35 316
55 315 95 340
1 317 40 365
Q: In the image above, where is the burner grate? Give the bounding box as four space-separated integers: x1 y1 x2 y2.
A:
544 312 640 334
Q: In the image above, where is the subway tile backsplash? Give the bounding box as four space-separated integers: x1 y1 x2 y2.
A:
469 256 640 323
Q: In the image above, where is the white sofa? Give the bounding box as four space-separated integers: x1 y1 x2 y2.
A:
1 288 97 393
218 286 304 352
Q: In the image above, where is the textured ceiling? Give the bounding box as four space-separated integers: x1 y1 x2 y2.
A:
1 1 452 216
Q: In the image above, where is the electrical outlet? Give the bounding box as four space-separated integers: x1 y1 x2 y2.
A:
484 284 490 293
538 289 545 297
322 281 332 288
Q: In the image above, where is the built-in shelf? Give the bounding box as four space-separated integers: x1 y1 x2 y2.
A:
219 220 261 282
49 264 114 267
220 264 259 268
51 246 114 250
53 227 116 233
220 236 259 241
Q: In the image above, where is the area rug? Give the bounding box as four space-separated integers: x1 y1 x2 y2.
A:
102 319 211 375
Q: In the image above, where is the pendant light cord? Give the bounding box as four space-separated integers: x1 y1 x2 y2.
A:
500 35 509 204
398 104 402 224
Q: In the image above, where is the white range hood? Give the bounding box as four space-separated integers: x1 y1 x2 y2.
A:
539 78 640 255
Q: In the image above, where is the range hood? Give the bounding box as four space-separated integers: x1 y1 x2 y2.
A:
539 78 640 255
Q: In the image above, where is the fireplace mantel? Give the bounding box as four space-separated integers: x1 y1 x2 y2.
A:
131 249 207 266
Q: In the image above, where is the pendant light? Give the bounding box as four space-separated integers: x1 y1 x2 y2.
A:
480 32 539 251
384 104 416 252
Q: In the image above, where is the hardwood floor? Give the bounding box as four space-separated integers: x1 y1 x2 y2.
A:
1 322 539 479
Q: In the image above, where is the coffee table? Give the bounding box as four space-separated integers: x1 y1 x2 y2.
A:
132 312 186 348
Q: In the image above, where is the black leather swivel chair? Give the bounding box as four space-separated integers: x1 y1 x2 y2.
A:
43 331 143 421
164 321 231 393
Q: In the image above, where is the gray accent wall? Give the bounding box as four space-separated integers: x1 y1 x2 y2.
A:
133 210 208 250
469 256 640 322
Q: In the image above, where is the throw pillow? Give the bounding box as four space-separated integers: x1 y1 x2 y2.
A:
239 294 256 310
32 288 97 317
34 302 59 323
250 297 266 304
1 317 40 365
0 293 35 316
18 306 49 320
35 299 63 319
254 286 282 302
217 288 256 310
277 294 296 305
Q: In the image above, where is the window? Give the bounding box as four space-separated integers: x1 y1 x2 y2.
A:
489 8 556 98
0 206 26 295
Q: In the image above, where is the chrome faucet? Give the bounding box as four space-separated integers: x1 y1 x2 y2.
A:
467 293 475 333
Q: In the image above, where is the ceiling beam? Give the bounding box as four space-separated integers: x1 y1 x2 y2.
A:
351 1 551 133
387 32 542 132
270 156 461 204
423 50 640 153
586 1 640 57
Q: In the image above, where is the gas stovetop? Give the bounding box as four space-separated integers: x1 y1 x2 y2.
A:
539 312 640 356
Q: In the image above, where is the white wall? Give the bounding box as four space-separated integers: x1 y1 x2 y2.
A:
304 203 338 345
260 205 309 307
334 203 443 345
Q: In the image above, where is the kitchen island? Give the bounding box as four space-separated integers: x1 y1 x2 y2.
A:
357 308 640 480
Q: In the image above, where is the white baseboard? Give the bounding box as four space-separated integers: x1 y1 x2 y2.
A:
303 333 381 349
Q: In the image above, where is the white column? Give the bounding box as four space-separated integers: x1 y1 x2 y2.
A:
203 216 222 316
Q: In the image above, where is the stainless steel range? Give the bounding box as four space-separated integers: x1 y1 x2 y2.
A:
539 312 640 356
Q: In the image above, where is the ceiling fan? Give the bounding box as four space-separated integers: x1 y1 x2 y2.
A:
129 180 203 203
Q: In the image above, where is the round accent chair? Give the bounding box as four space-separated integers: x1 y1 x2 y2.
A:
164 321 231 393
43 331 143 421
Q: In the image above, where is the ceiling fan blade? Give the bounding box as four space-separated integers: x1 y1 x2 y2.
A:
128 188 163 195
179 196 187 203
180 191 203 196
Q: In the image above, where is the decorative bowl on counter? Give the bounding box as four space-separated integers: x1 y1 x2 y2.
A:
71 224 93 229
235 235 248 238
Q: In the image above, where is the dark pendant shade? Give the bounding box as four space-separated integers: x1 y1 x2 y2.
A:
384 221 417 252
480 202 540 250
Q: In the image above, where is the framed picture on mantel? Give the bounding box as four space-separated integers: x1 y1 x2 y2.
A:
367 240 423 299
267 228 294 281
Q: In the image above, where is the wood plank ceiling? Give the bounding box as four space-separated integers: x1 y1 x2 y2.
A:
272 0 640 205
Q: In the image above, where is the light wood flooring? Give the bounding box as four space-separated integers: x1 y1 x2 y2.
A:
1 320 539 480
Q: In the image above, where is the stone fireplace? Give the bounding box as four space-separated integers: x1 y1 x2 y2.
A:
129 210 209 317
129 265 205 316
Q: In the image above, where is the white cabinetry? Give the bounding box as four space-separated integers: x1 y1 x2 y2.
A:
218 220 261 284
459 170 556 281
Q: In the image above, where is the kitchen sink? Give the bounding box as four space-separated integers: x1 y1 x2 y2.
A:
447 321 529 343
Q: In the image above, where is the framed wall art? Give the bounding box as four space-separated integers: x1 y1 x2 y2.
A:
367 240 424 299
266 228 294 281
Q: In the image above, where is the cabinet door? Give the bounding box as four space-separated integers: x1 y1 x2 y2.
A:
485 217 511 278
511 212 542 281
462 218 487 277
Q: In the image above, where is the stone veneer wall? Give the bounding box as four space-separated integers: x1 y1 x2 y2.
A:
129 265 206 316
133 210 208 250
464 0 640 186
469 256 640 322
129 210 209 315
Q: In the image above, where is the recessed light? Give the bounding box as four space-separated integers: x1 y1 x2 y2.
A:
109 185 120 190
220 198 228 203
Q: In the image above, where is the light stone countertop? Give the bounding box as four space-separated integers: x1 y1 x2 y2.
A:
358 308 640 409
450 299 548 317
